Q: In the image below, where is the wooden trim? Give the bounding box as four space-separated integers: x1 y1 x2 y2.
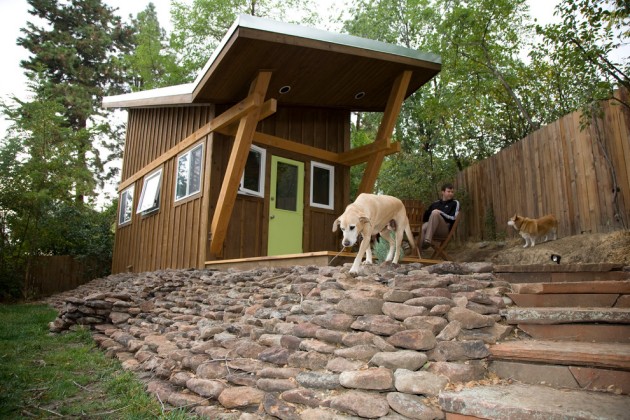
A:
198 133 215 268
209 71 272 256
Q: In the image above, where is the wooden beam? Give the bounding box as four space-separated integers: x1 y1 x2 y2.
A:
209 71 272 256
357 150 386 194
376 70 412 145
118 95 260 192
197 133 215 268
216 99 277 136
339 140 400 166
356 70 412 193
253 132 341 163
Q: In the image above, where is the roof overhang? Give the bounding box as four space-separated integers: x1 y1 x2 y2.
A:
103 14 441 112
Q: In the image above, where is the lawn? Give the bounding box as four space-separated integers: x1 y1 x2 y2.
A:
0 304 197 419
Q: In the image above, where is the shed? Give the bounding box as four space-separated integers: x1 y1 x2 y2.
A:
103 14 441 273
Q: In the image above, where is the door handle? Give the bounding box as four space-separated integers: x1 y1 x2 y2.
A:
270 215 275 219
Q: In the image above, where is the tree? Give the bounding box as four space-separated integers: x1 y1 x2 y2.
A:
0 80 114 299
123 2 184 90
169 0 321 81
17 0 135 202
533 0 629 119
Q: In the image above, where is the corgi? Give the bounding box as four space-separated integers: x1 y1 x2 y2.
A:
508 214 558 248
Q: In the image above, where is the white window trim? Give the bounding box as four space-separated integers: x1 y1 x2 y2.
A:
174 143 204 202
137 168 163 214
310 161 335 210
238 144 266 198
118 185 134 226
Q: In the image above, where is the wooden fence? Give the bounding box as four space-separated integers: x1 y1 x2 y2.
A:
24 255 109 297
455 92 630 241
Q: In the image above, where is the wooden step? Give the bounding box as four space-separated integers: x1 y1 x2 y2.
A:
517 323 630 343
495 264 629 284
511 280 630 294
439 383 630 419
504 307 630 324
507 293 620 307
489 360 630 394
490 340 630 370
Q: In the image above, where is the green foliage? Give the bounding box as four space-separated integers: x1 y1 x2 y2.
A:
18 0 135 200
0 304 200 418
169 0 321 81
0 88 115 299
342 0 628 200
123 3 185 90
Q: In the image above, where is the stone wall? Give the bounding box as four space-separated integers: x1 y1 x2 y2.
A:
48 262 512 419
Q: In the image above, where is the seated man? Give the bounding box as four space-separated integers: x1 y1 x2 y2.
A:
421 183 460 248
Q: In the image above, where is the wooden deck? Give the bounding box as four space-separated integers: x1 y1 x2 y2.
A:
205 251 441 271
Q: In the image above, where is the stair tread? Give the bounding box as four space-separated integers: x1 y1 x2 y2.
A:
494 263 626 273
517 323 630 343
511 280 630 294
490 339 630 369
439 383 630 420
504 307 630 324
507 293 619 307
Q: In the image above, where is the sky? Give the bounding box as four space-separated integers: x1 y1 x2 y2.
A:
0 0 568 204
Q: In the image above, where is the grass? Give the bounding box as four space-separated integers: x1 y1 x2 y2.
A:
0 304 199 419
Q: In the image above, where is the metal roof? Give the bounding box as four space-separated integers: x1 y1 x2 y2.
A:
103 14 440 111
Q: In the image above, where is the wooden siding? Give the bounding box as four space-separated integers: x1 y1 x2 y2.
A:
113 106 215 273
114 105 350 272
207 106 350 261
456 94 630 241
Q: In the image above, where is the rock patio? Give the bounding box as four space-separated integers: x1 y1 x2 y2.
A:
47 262 513 419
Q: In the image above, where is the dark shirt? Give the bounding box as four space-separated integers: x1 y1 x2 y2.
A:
423 199 460 230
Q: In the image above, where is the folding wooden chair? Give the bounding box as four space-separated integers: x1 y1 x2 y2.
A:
401 199 424 258
427 211 462 260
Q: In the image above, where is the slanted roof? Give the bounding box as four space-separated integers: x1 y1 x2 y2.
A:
103 14 441 112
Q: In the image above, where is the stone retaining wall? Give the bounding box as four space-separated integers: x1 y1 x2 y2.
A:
47 262 513 419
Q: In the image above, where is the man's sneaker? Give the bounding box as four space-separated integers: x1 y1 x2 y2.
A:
422 240 432 249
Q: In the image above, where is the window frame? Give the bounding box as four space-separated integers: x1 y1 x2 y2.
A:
238 144 266 198
118 185 135 226
136 167 163 215
174 142 204 203
310 161 335 210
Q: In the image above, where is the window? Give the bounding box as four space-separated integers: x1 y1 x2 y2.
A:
238 145 266 198
118 185 134 226
175 143 204 201
310 161 334 210
137 168 162 215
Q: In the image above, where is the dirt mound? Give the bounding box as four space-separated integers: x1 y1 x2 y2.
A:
449 231 630 266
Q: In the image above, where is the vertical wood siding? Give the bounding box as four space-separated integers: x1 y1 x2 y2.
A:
455 94 630 241
206 106 350 261
113 106 214 273
114 105 350 272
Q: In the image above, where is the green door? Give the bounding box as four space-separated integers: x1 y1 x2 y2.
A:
268 156 304 255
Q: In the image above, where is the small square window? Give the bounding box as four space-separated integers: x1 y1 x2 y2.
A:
310 162 334 210
137 168 162 214
238 145 266 198
175 143 204 201
118 185 134 225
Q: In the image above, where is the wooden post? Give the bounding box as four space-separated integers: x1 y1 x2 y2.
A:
357 70 412 194
209 71 272 256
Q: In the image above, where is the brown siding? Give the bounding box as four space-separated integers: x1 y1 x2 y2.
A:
455 93 630 241
114 104 351 271
206 106 350 261
113 106 215 273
